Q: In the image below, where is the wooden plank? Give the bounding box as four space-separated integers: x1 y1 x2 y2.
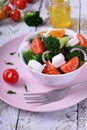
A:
17 106 77 130
77 99 87 130
70 0 80 32
0 100 19 130
76 0 87 130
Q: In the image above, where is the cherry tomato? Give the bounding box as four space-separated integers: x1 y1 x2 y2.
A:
26 0 33 3
10 9 21 21
15 0 27 10
0 8 8 20
3 5 12 16
3 68 19 84
43 61 60 75
31 37 44 54
9 0 15 5
77 33 87 47
60 56 79 73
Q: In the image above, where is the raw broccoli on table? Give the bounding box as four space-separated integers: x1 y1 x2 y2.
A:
23 11 43 27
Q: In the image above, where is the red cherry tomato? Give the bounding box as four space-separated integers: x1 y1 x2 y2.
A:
9 0 15 5
26 0 33 3
43 61 60 75
10 9 21 21
60 56 79 73
31 37 44 54
3 69 19 84
15 0 27 10
77 33 87 47
3 5 12 16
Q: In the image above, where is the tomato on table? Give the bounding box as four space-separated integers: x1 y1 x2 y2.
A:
10 9 21 21
77 33 87 47
60 56 79 73
43 61 60 75
3 68 19 84
9 0 15 5
3 5 12 16
15 0 27 10
31 37 45 54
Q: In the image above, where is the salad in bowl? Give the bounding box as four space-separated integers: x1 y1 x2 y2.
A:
19 28 87 86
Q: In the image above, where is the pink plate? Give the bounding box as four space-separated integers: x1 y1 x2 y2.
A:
0 35 87 112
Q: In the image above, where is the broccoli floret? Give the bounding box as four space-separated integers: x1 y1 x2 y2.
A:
44 52 53 62
23 11 43 27
23 49 42 64
23 49 33 64
32 54 42 63
65 45 87 62
44 36 61 56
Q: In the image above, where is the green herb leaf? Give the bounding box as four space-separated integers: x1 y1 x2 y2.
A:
9 52 16 55
7 90 16 94
24 84 28 92
5 62 14 65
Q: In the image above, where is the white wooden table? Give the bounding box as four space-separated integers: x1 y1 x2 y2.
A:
0 0 87 129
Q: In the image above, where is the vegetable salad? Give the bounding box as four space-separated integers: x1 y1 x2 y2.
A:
21 29 87 75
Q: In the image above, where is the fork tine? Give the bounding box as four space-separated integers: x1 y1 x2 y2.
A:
24 93 48 104
26 100 47 104
24 92 45 96
24 96 47 100
24 94 47 98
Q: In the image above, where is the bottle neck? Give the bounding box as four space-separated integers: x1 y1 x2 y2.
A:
50 0 70 3
50 0 70 6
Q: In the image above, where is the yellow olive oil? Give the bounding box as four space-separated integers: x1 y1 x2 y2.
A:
49 0 71 28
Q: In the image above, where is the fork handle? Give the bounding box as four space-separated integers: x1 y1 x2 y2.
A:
71 80 87 90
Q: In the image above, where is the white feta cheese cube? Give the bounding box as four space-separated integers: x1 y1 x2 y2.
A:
28 60 44 73
52 53 66 68
66 36 79 47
